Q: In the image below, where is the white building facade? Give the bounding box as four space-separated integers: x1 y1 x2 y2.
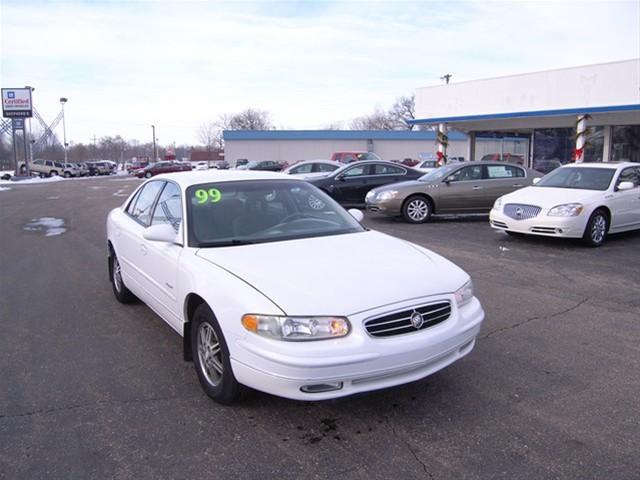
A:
411 59 640 172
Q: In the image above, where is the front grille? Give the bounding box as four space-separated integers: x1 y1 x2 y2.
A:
504 203 541 221
364 301 451 337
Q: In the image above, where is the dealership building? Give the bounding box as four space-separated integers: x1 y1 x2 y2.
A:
410 59 640 172
222 59 638 171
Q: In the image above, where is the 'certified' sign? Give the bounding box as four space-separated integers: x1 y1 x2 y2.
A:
2 88 33 118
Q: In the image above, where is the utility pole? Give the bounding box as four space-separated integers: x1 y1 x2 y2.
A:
151 124 157 162
60 97 68 163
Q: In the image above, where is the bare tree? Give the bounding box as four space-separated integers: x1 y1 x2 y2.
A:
226 109 273 130
198 121 220 151
389 94 415 130
350 108 396 130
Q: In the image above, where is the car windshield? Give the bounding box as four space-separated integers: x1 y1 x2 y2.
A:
535 167 616 191
418 164 458 182
186 180 364 247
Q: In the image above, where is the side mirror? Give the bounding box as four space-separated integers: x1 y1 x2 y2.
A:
143 223 179 244
444 176 454 184
617 181 635 191
336 175 345 181
348 208 364 223
532 177 541 184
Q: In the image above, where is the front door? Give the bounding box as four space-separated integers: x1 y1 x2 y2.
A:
437 164 486 212
610 167 640 230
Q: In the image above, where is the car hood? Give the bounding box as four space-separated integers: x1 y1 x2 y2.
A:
501 186 604 207
370 179 426 194
195 231 467 316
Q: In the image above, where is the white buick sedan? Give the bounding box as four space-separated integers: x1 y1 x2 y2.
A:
107 170 484 404
490 162 640 246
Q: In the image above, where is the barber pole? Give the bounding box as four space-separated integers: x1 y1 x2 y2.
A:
436 123 448 165
574 114 590 162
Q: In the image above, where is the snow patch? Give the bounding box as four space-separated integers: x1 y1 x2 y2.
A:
24 217 67 237
113 188 129 197
0 175 67 185
0 187 11 192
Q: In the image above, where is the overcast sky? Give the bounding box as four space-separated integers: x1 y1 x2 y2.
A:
1 0 639 146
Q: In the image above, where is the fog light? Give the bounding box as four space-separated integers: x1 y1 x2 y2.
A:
300 382 343 393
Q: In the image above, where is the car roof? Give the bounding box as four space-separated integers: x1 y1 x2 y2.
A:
151 169 292 188
558 162 635 170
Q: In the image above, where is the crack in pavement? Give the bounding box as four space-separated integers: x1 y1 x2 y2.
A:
390 425 435 479
0 394 189 420
481 298 589 339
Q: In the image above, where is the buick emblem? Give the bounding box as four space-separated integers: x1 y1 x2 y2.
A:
410 311 424 329
516 207 524 218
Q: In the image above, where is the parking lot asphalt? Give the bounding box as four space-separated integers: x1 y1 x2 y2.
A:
1 175 639 480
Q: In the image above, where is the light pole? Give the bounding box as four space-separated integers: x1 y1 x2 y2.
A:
151 125 157 162
60 97 68 163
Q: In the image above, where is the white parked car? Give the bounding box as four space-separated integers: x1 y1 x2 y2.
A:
490 162 640 246
283 159 341 178
107 170 484 404
415 159 439 173
194 161 209 171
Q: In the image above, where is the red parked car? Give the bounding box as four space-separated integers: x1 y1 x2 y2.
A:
136 161 191 178
331 151 382 163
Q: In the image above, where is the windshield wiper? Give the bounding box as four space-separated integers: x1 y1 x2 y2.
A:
198 239 256 247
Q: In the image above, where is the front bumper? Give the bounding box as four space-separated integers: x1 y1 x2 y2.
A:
490 208 587 238
231 295 484 401
365 198 403 216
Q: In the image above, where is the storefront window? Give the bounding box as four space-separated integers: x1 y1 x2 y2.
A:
532 126 604 173
532 128 573 173
611 125 640 163
583 126 604 163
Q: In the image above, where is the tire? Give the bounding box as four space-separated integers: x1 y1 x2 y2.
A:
64 171 71 178
583 209 609 247
191 304 243 405
50 170 58 177
402 195 432 223
145 171 153 178
110 251 137 303
20 165 26 174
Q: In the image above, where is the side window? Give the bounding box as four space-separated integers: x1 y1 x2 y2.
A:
34 159 44 165
293 164 313 174
617 168 639 188
373 164 405 175
316 163 338 172
151 182 183 231
487 165 524 179
128 181 164 226
342 165 367 177
450 165 483 182
45 161 53 167
343 154 356 163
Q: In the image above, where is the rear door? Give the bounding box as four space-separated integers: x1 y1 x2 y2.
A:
484 164 527 204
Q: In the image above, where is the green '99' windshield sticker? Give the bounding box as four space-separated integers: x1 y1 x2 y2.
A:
194 188 221 204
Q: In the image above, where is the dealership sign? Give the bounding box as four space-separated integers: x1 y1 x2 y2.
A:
2 88 33 118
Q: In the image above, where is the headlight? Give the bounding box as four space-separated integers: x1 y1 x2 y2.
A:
241 314 350 341
493 197 503 210
547 203 583 217
454 280 474 307
365 190 376 202
376 190 398 201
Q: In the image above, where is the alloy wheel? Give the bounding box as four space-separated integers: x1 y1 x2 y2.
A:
590 214 607 244
407 199 429 221
197 323 224 387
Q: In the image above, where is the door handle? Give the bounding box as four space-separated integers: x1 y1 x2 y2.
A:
472 186 483 190
140 244 147 256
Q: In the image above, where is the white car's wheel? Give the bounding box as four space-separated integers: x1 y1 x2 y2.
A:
110 251 137 303
583 209 609 247
191 304 244 405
